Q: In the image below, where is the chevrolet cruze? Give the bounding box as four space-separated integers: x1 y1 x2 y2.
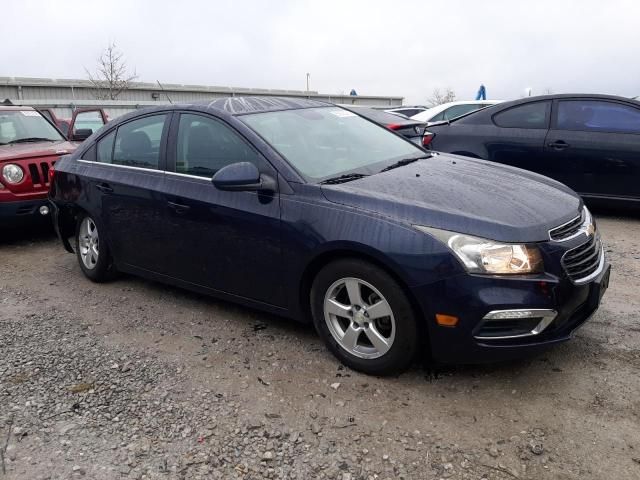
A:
49 97 610 375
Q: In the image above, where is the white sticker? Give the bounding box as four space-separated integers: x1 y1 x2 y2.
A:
330 109 357 118
20 110 41 117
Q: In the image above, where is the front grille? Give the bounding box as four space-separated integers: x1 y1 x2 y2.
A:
27 160 56 187
562 234 603 283
549 211 583 241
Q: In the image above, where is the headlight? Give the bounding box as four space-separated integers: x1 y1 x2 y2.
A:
415 226 544 274
2 164 24 184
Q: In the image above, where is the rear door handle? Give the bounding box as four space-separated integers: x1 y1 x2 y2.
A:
95 183 113 193
167 201 191 214
547 140 570 150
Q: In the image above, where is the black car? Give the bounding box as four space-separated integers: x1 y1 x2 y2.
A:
345 106 428 146
425 94 640 206
49 97 609 375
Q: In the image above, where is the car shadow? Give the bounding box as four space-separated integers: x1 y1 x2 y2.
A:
0 223 56 246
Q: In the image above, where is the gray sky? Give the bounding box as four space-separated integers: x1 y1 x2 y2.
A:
4 0 639 104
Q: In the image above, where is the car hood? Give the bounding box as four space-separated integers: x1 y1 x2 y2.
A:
0 140 76 163
320 153 582 243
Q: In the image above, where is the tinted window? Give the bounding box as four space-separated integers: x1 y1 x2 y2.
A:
557 100 640 133
113 115 167 170
176 114 260 177
429 111 445 122
443 104 482 120
493 102 550 129
97 130 116 163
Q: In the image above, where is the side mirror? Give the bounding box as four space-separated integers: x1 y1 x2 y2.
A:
72 129 93 141
212 162 275 192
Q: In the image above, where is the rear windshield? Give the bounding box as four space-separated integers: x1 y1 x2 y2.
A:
0 110 65 144
241 107 423 181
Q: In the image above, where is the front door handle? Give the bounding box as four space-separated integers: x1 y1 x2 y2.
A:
95 183 113 193
547 140 570 150
167 201 191 214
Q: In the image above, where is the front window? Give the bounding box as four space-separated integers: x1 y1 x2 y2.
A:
241 107 424 181
0 110 65 145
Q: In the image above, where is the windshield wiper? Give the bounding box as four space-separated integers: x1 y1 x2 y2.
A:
8 137 57 144
379 155 432 173
320 173 369 185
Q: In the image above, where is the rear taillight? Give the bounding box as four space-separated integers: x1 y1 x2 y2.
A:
422 131 435 147
387 123 403 130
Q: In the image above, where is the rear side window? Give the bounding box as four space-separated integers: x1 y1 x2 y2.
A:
97 130 115 163
176 113 261 177
557 100 640 134
443 104 482 120
493 102 550 129
112 115 167 170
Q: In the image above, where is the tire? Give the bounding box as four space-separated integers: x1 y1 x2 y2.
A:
75 213 116 282
310 258 418 376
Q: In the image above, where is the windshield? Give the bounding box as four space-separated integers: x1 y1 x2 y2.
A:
241 107 424 181
0 110 65 144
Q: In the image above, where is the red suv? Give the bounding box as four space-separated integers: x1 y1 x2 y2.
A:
0 106 106 227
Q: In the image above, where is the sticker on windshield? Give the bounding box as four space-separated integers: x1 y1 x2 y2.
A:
20 110 41 117
330 109 357 118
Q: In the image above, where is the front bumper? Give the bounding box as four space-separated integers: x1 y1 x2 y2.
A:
0 198 52 227
412 260 611 364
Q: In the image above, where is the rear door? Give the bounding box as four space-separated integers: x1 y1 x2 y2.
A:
481 101 553 176
160 112 284 306
544 99 640 199
83 113 170 271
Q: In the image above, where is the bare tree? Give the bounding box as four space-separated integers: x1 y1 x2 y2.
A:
426 87 456 107
85 43 137 100
544 87 554 95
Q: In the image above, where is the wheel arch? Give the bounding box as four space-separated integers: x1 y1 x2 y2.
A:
298 245 429 343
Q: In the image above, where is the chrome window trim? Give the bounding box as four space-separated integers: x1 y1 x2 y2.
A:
77 159 162 174
164 171 211 181
474 308 557 340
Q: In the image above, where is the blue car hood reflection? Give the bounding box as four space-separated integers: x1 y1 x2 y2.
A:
320 154 582 243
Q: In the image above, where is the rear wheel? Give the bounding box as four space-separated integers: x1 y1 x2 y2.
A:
311 259 418 375
75 214 115 282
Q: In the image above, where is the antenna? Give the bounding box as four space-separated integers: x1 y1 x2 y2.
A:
156 80 173 104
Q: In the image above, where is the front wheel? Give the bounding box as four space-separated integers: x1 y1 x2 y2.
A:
75 214 116 282
311 259 418 376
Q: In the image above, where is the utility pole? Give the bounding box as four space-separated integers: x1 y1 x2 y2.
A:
306 73 310 92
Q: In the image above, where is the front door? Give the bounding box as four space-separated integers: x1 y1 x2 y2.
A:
160 112 284 306
544 99 640 200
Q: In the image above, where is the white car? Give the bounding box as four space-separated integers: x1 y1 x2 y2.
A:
411 100 502 125
384 106 429 117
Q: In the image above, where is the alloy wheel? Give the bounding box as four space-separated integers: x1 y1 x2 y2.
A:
323 277 396 359
79 217 99 270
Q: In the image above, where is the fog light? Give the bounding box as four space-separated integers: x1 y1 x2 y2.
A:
39 205 50 216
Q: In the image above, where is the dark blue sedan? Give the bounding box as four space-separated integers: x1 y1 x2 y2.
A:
49 97 610 375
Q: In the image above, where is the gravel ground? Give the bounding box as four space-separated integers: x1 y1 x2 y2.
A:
1 211 639 480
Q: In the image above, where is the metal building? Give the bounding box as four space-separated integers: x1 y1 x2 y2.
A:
1 77 403 120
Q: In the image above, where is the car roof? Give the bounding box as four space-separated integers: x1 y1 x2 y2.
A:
199 96 330 115
344 106 422 125
412 100 503 121
496 93 640 108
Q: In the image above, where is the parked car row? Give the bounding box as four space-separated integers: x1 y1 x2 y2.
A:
47 96 610 375
423 94 640 206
